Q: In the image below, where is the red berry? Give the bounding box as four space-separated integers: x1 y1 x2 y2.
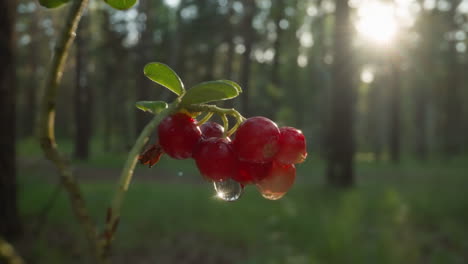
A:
234 161 272 184
158 113 202 159
256 161 295 200
193 137 238 182
232 116 280 163
200 121 224 139
275 127 307 164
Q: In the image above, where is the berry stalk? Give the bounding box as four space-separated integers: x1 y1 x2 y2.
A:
104 100 179 254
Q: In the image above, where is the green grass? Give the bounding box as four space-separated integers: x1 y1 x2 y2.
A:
17 151 468 264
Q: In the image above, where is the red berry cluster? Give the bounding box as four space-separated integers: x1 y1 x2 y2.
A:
154 112 307 200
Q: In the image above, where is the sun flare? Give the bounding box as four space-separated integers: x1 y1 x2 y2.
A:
356 2 398 44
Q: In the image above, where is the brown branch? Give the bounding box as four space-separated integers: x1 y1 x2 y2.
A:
36 0 105 263
0 237 25 264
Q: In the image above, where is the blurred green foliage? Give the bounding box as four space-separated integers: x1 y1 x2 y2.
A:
17 139 468 263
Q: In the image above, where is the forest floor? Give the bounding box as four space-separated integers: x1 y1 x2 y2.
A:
14 138 468 264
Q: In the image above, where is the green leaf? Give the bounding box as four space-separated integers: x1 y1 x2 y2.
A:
104 0 137 10
135 101 168 114
181 81 239 105
219 80 242 93
39 0 69 8
143 63 184 96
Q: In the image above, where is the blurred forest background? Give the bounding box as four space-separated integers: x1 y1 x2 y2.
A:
1 0 468 263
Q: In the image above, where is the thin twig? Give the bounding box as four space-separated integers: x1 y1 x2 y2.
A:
36 0 104 262
0 237 25 264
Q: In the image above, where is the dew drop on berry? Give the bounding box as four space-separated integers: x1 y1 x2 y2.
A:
213 179 244 202
258 190 286 200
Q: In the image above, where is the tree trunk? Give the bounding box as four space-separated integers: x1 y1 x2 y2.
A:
389 54 401 163
239 0 255 116
170 0 189 79
222 1 235 108
443 31 462 156
268 0 285 120
24 4 40 137
74 21 92 160
326 0 355 188
0 0 21 239
414 82 428 160
100 9 116 151
135 0 153 134
223 11 234 81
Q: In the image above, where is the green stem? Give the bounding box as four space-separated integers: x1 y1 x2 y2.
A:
198 112 213 125
220 114 229 137
226 121 241 137
36 0 103 262
185 104 245 123
103 102 178 254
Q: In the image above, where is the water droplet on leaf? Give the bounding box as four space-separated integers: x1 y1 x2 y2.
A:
213 179 244 201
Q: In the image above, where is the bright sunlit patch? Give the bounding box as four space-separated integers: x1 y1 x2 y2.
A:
361 68 374 83
356 2 398 44
164 0 180 8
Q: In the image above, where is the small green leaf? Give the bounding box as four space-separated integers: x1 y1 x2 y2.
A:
181 81 239 105
219 80 242 93
104 0 137 10
136 101 168 114
144 63 184 96
39 0 69 8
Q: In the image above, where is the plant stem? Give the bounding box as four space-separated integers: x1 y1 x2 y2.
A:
102 102 178 254
36 0 104 262
198 112 214 125
221 114 229 136
184 104 245 123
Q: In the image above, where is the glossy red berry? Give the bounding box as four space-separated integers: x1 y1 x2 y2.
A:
193 137 238 182
158 113 202 159
200 121 224 139
232 116 280 163
275 127 307 164
256 161 295 200
234 161 272 184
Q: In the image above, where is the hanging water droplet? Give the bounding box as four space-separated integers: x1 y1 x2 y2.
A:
213 179 244 202
256 185 287 200
259 191 286 200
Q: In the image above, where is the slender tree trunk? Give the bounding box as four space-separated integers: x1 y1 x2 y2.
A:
135 0 153 134
443 37 462 156
170 0 189 77
239 0 255 116
203 46 216 81
101 9 115 151
24 5 40 137
222 1 235 108
271 0 284 88
0 0 21 239
74 21 92 160
326 0 355 188
367 80 384 162
389 53 401 163
414 83 428 160
223 16 234 81
268 0 285 120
